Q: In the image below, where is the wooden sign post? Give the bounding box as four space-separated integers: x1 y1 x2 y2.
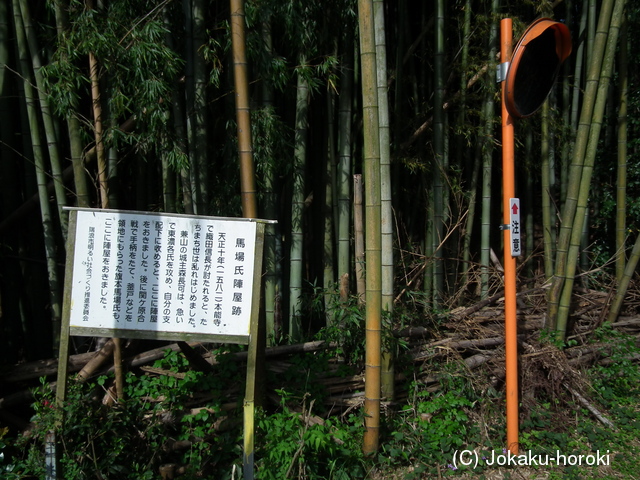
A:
56 208 272 480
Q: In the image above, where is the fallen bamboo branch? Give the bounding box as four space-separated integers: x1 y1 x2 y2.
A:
2 350 98 383
1 342 205 384
76 340 115 382
205 340 334 364
563 383 616 429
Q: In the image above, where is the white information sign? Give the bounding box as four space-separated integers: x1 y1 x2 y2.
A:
68 209 258 339
509 198 521 257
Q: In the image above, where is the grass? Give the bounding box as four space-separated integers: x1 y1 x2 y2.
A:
2 322 639 479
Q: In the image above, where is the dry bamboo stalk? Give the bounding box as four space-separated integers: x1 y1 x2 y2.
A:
139 366 187 379
4 312 635 385
597 352 640 365
448 287 546 321
564 383 616 429
339 273 350 302
177 342 214 373
76 339 115 382
205 339 332 364
87 0 123 399
400 61 492 150
2 351 97 383
409 336 523 363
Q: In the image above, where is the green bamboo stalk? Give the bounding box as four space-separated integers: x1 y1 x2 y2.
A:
192 0 208 214
458 0 471 157
432 0 445 306
108 146 120 209
261 14 278 344
547 0 616 330
373 0 393 402
615 16 628 283
458 0 473 288
288 66 309 342
424 200 433 309
480 0 498 299
607 232 640 323
358 0 382 455
324 88 336 321
374 0 392 312
524 128 534 277
555 0 627 340
460 136 481 291
541 100 554 280
337 32 354 283
51 0 89 208
172 79 193 214
18 0 67 239
560 0 589 205
587 0 597 61
12 0 62 351
51 3 86 203
567 0 588 203
479 88 493 300
183 0 198 213
560 0 573 213
354 174 365 304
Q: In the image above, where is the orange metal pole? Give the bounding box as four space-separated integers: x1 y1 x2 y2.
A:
500 18 519 455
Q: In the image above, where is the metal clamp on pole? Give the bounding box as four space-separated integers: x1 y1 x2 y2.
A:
499 224 511 230
496 62 509 83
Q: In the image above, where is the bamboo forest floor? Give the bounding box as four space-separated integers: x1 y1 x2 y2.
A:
1 276 640 479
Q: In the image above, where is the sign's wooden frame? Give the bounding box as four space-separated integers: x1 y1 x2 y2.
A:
55 208 269 480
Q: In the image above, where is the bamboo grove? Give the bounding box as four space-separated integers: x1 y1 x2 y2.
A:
1 0 639 371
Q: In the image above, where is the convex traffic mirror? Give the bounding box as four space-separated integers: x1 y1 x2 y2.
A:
505 18 572 118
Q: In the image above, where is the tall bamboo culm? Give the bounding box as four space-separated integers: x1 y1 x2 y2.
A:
261 15 279 344
615 15 628 283
12 0 63 353
480 0 499 299
607 233 640 323
431 0 445 306
357 0 382 455
288 67 309 342
337 33 354 284
18 0 68 240
230 0 258 219
323 88 336 322
554 0 627 340
373 0 394 402
547 0 616 333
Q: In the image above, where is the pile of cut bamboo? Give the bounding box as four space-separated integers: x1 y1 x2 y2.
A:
1 285 639 433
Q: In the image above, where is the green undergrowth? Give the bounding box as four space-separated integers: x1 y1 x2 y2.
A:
2 323 639 479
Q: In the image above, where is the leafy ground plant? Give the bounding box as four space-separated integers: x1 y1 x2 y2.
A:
4 319 640 480
255 390 366 480
8 348 245 480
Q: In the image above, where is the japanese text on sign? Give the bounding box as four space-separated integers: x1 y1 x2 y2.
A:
509 198 521 257
69 210 257 338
